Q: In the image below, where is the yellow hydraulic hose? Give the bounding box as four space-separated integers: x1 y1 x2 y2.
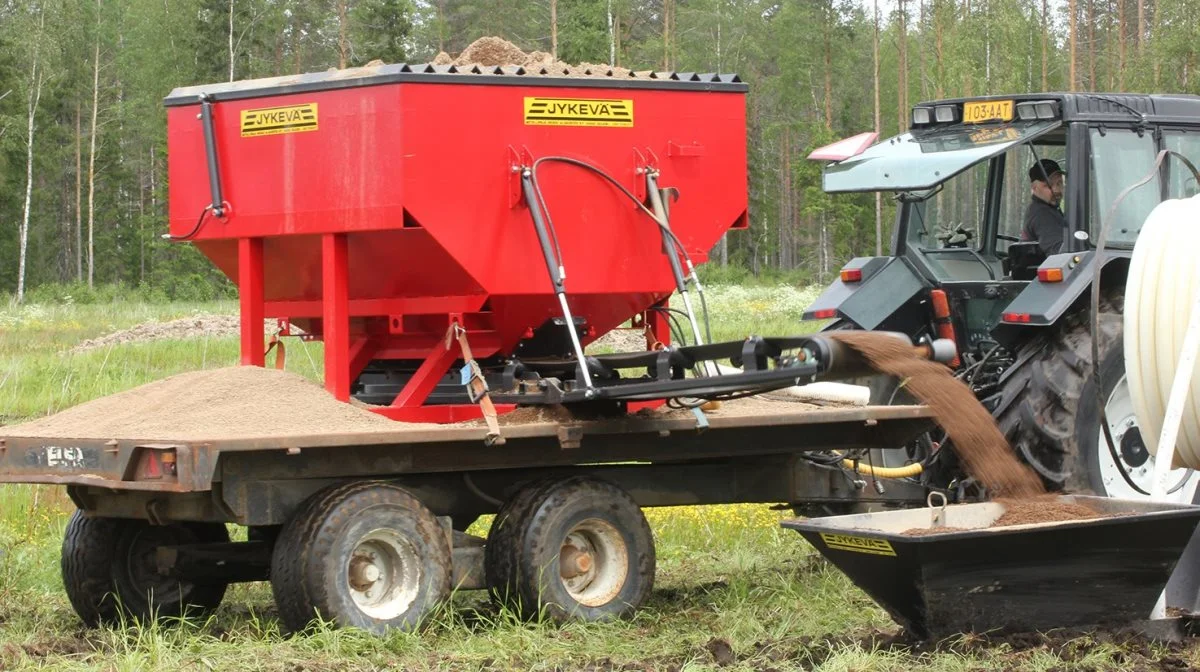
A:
838 455 924 479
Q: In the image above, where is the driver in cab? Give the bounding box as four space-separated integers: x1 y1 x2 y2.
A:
1022 158 1067 255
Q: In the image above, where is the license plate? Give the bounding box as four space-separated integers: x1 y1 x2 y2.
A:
963 100 1014 123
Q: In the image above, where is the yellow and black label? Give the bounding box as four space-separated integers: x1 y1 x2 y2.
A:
523 97 633 127
240 103 318 137
819 533 897 556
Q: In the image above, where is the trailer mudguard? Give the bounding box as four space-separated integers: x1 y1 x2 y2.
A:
991 250 1130 346
803 257 925 330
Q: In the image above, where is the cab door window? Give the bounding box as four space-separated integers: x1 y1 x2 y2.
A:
1089 128 1161 246
1164 130 1200 199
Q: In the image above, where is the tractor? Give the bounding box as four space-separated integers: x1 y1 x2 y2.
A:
805 93 1200 502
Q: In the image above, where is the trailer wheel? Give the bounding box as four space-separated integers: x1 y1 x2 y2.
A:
486 477 654 622
269 482 451 634
61 511 229 626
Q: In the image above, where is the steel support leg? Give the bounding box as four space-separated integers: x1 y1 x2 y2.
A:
322 233 351 401
238 237 265 367
390 338 460 409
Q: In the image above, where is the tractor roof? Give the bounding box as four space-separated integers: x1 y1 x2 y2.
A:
916 92 1200 125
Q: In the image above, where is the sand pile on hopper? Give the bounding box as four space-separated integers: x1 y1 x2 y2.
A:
2 367 401 441
432 36 633 77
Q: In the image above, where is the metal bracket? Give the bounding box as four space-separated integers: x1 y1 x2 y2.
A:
668 140 705 157
928 491 948 529
508 145 534 208
557 425 583 449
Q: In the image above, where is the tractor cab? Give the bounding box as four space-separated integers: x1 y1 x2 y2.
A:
806 93 1200 371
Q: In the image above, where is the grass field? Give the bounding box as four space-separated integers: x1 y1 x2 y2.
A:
0 288 1197 671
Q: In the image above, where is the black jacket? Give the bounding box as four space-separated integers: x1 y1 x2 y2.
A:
1022 196 1066 255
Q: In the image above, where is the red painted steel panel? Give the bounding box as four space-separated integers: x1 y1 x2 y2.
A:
166 74 747 415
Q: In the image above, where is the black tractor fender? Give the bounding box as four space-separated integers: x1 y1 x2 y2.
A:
802 256 928 331
991 250 1131 349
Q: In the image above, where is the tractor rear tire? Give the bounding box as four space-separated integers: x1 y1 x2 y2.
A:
989 293 1165 495
61 511 229 626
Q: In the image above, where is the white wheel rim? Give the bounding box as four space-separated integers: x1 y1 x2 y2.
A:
346 529 422 620
558 519 628 607
1097 374 1199 502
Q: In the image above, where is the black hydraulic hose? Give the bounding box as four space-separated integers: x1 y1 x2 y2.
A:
165 205 213 242
527 170 566 276
530 156 695 277
531 155 716 350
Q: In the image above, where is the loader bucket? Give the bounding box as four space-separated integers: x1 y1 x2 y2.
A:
782 496 1200 639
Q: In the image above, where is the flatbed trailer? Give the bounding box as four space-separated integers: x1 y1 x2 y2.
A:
0 399 933 632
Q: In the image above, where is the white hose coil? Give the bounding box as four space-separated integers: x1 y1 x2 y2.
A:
1124 194 1200 473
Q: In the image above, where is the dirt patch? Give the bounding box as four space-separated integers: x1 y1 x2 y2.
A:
69 314 279 354
829 332 1044 498
992 497 1100 526
435 36 632 77
586 328 649 354
902 497 1104 535
705 638 736 667
902 526 969 536
1 366 406 440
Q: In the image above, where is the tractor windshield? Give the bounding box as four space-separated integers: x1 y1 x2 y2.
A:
823 120 1060 193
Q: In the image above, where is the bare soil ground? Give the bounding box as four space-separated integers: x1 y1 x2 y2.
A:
68 314 278 354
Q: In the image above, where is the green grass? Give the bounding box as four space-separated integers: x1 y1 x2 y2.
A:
1 289 1197 670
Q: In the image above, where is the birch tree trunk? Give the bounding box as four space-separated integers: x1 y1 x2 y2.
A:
874 0 883 255
608 0 615 67
897 0 908 131
18 10 46 303
228 0 235 80
551 0 558 59
823 3 833 130
75 100 83 281
88 0 102 289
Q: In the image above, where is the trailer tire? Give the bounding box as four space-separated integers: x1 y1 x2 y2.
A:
486 477 654 622
270 481 451 634
484 478 559 611
61 511 229 626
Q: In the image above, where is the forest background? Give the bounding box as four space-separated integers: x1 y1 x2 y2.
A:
1 0 1196 302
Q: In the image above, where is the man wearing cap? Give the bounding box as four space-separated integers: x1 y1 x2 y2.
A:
1022 158 1067 255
